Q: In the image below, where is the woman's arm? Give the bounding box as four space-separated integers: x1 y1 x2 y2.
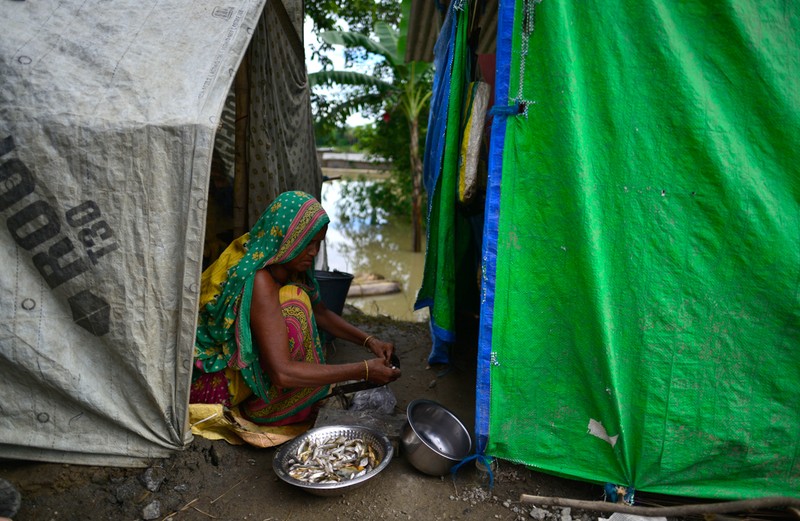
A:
250 270 399 387
313 301 395 361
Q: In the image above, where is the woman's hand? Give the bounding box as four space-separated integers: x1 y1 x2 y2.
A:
366 357 401 385
366 337 394 362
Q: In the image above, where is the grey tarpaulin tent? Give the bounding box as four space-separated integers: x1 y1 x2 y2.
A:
0 0 321 466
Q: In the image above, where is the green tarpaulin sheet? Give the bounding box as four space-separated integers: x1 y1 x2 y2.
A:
481 0 800 499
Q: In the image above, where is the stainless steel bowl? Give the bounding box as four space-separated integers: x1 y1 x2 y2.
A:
401 399 472 476
272 425 394 496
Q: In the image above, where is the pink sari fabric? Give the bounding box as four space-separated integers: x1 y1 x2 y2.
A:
189 367 233 407
190 284 330 424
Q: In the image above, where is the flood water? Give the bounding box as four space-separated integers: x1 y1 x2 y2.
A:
319 178 429 323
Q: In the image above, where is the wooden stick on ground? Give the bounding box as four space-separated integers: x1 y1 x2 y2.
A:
210 478 246 504
161 498 199 521
519 495 800 517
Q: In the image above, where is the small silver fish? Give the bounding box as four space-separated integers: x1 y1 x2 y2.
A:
286 434 382 484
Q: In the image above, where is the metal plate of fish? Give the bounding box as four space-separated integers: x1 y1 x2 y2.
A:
273 425 394 496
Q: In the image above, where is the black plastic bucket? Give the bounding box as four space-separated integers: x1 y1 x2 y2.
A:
314 270 354 316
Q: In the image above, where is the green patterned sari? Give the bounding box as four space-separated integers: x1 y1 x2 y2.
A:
192 191 331 424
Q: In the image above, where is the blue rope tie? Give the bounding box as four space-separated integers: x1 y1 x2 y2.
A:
450 453 496 489
488 103 521 118
603 483 635 505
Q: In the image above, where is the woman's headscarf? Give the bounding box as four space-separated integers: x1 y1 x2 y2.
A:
194 191 330 384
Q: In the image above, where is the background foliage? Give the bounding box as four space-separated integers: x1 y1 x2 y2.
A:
306 2 404 135
306 2 432 238
335 108 429 226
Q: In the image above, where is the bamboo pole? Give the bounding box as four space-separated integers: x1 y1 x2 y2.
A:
519 494 800 518
233 50 250 237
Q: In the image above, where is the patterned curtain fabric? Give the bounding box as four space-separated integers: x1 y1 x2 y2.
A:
246 0 322 226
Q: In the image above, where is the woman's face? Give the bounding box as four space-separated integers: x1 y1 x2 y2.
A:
284 224 327 273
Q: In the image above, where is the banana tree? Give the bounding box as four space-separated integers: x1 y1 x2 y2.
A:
309 20 432 253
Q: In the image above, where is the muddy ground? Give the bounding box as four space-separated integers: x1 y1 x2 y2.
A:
1 309 648 521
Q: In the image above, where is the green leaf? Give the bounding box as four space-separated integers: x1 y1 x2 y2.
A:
309 70 394 92
318 30 395 62
374 22 401 65
318 90 389 123
411 61 432 79
397 0 412 61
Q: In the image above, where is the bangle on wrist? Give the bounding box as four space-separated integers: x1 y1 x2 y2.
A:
362 335 374 350
363 360 369 382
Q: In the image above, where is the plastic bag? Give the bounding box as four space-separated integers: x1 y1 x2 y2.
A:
349 386 397 415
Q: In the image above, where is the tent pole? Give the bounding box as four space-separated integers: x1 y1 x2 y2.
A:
233 49 250 236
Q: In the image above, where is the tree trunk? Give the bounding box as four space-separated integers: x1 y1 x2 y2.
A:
409 117 423 253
